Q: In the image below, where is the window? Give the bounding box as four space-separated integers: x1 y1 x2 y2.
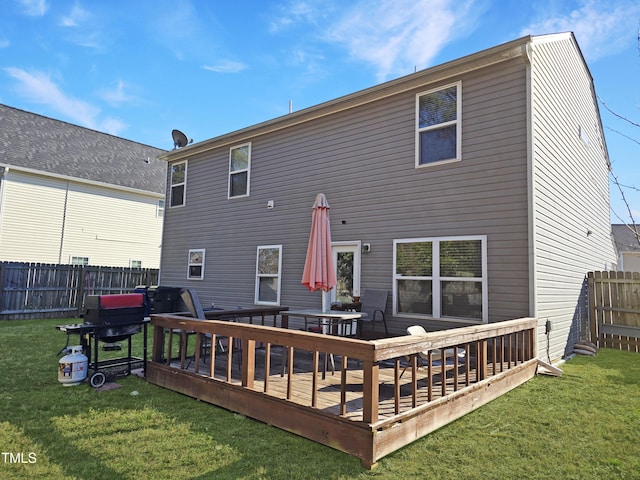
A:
416 82 461 167
156 199 165 217
187 249 205 280
170 161 187 207
130 260 142 268
255 245 282 305
393 236 487 322
229 143 251 198
70 256 89 266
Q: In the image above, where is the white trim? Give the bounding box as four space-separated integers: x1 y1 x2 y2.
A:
524 43 538 318
228 142 251 199
393 235 488 323
169 160 187 208
415 81 462 168
255 244 282 305
0 163 164 197
187 248 205 280
330 241 362 305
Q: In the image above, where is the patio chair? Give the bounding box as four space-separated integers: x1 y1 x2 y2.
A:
401 325 466 377
359 289 389 338
180 288 226 364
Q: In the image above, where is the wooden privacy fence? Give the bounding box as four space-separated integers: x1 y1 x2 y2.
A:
588 271 640 352
0 262 159 320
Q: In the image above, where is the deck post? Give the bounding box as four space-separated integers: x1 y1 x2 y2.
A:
362 360 379 423
152 325 165 362
478 339 488 380
242 339 256 388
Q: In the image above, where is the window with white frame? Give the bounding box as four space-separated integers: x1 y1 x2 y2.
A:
130 260 142 268
170 161 187 207
228 143 251 198
156 199 165 217
187 249 205 280
255 245 282 305
70 256 89 266
393 236 486 322
416 82 461 167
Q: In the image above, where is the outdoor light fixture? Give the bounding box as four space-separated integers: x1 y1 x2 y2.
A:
362 243 371 254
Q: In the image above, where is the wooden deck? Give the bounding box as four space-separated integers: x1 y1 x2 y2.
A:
147 314 539 468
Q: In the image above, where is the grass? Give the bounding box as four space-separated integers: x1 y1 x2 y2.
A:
1 318 639 479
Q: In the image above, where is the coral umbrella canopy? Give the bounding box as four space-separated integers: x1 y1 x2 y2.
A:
301 193 337 292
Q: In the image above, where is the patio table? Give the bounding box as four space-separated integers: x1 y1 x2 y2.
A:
280 310 367 378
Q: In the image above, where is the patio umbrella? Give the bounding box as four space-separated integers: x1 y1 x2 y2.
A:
301 193 337 294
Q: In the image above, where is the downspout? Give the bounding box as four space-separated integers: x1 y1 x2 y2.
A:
0 167 7 247
58 181 70 264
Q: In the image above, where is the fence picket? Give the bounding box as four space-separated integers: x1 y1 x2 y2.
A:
588 271 640 352
0 261 159 320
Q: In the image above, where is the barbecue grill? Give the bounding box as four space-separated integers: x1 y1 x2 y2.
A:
84 293 146 342
56 293 149 388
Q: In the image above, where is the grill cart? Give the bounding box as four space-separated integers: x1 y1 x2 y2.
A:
56 293 149 388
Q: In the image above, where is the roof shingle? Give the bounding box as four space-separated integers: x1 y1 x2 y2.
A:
0 104 167 194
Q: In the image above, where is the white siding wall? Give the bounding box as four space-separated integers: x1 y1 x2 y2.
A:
0 170 163 267
530 35 617 362
0 171 66 262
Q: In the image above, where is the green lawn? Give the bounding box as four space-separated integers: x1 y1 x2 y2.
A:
1 318 639 479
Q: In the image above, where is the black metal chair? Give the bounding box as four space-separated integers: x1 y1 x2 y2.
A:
359 289 389 338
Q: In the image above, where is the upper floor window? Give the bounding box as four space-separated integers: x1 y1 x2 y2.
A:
170 161 187 207
255 245 282 305
416 82 461 167
229 143 251 198
393 235 487 322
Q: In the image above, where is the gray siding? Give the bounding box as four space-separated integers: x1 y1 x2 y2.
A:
529 35 617 361
160 56 532 333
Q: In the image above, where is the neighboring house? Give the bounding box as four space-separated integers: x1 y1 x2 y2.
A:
158 33 617 363
0 104 167 268
612 224 640 271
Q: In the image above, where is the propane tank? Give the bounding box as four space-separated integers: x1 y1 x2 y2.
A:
58 346 88 386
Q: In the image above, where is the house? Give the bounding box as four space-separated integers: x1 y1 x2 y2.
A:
0 104 166 268
612 223 640 271
158 33 617 363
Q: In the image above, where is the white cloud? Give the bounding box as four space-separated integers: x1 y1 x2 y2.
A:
100 80 139 106
59 3 90 27
269 0 329 33
4 67 126 135
325 0 475 80
18 0 48 16
203 60 248 73
522 0 640 61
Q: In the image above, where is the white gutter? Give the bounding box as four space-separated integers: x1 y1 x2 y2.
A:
0 163 164 198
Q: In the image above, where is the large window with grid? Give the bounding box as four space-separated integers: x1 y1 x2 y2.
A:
393 236 487 322
416 82 461 167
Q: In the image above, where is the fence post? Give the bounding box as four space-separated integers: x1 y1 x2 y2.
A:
76 267 87 316
0 262 5 314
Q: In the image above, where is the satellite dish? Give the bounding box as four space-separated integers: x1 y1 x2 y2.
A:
172 129 192 149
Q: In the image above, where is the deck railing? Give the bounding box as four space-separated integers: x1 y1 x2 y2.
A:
148 315 538 468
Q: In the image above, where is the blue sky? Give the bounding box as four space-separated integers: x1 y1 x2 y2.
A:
1 0 640 222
